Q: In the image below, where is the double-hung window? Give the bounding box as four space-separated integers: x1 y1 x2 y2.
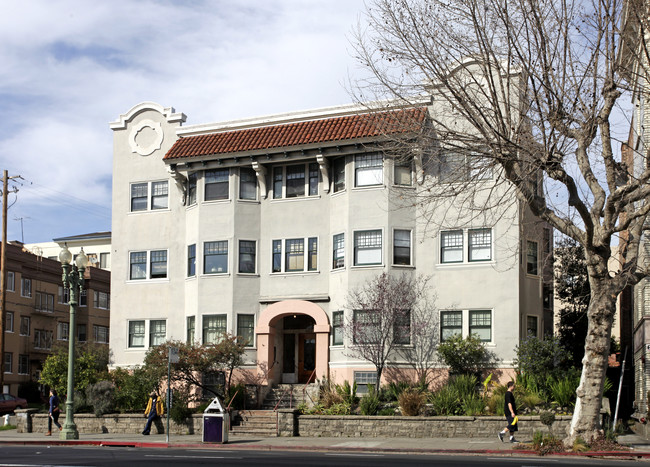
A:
286 164 306 197
237 315 255 347
18 355 28 374
272 237 318 273
332 311 343 345
526 240 538 275
6 271 14 292
94 325 109 344
204 241 228 274
393 229 412 265
131 181 169 211
150 251 168 278
129 252 147 280
93 291 110 309
238 240 256 274
4 311 13 332
4 352 11 373
355 153 383 187
149 320 166 346
440 230 463 263
239 167 257 200
394 158 413 186
468 229 491 261
129 250 167 280
128 321 145 348
440 311 462 341
469 310 492 342
77 324 87 342
354 230 382 266
332 233 345 269
20 316 29 336
332 157 346 192
57 322 69 341
204 169 230 201
21 278 31 298
394 310 411 345
188 244 196 277
203 314 227 344
100 253 110 269
272 163 320 199
186 316 195 344
187 172 197 205
527 315 539 338
353 310 378 344
58 286 70 304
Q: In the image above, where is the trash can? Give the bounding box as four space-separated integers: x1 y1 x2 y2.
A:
202 395 229 443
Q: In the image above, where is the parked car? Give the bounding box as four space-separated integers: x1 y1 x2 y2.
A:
0 393 27 414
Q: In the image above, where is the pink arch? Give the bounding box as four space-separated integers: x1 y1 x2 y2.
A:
256 300 330 334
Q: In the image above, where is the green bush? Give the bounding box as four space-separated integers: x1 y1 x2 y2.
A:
335 381 358 406
386 381 410 401
110 366 159 413
540 411 556 428
86 380 117 416
448 374 479 397
225 383 246 410
549 372 580 408
437 334 488 376
461 394 484 416
324 402 351 415
429 385 461 415
532 432 565 455
398 388 425 416
377 407 396 416
360 388 381 415
169 391 193 424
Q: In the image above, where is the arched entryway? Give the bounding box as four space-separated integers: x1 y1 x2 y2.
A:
255 300 330 385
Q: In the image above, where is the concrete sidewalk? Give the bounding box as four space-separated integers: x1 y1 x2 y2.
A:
1 428 649 458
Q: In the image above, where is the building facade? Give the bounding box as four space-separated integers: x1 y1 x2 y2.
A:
25 231 112 271
108 101 550 388
2 242 111 395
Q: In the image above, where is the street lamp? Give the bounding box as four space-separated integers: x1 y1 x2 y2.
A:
58 245 88 440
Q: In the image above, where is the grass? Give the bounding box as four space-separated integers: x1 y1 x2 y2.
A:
0 424 17 431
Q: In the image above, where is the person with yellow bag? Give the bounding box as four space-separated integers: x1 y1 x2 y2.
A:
498 381 518 443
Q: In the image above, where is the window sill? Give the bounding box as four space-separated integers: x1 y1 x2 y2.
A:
437 261 494 268
203 198 232 205
391 184 416 190
352 184 385 191
200 273 231 278
270 271 320 277
236 273 260 277
269 195 321 203
128 208 171 215
351 264 384 269
392 264 415 269
331 189 347 197
237 199 260 204
126 278 170 284
330 267 346 273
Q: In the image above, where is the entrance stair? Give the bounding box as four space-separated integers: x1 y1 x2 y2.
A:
229 409 277 437
260 383 315 410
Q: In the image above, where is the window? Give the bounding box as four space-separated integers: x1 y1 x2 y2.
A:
204 168 229 201
332 233 345 269
100 253 110 269
237 315 255 347
187 172 197 205
80 290 88 307
394 158 413 186
94 325 109 344
440 311 462 341
394 310 411 345
4 352 11 373
439 152 492 182
57 322 69 341
128 321 145 348
130 250 167 280
353 309 378 344
238 240 256 274
4 311 13 332
440 230 463 263
18 355 28 375
469 310 492 342
332 157 346 192
393 229 412 265
468 229 491 262
272 237 318 273
526 240 538 275
93 291 110 309
6 271 14 292
272 163 319 199
77 324 87 342
203 315 227 344
354 371 378 394
19 317 29 336
204 241 228 274
527 315 539 338
332 311 343 345
186 316 195 345
355 153 383 187
58 286 70 304
21 278 31 297
188 244 196 277
543 285 553 310
239 167 257 200
34 329 53 350
131 181 169 211
149 320 166 346
354 230 382 266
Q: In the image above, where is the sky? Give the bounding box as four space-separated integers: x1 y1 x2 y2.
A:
0 0 367 244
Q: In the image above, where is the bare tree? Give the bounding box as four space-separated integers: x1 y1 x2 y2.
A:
352 0 650 443
344 272 433 390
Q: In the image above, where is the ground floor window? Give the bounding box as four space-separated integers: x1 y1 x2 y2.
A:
354 371 378 394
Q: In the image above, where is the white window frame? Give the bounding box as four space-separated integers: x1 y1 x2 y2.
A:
149 320 166 347
353 229 383 267
4 311 13 332
204 168 230 201
93 291 110 310
129 250 169 281
332 233 345 270
354 153 383 187
202 314 227 344
440 230 463 264
203 241 229 275
94 325 109 344
128 320 145 348
57 322 69 341
393 157 413 186
441 309 494 344
100 252 110 269
6 271 14 292
21 277 32 298
271 237 319 273
130 180 169 212
526 315 539 338
186 316 196 345
236 314 255 347
440 310 462 342
354 371 378 394
468 228 492 262
272 162 320 199
469 309 493 342
393 229 412 266
238 240 257 274
239 167 258 201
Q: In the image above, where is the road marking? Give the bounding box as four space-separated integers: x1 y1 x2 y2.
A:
145 454 242 459
325 454 384 457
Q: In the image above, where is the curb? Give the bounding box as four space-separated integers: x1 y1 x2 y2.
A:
0 439 648 458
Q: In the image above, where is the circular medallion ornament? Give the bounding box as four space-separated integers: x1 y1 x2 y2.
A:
129 119 164 156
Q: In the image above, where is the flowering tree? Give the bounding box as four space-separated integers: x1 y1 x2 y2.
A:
344 272 434 389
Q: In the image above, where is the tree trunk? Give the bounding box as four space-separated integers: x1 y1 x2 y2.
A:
567 275 617 445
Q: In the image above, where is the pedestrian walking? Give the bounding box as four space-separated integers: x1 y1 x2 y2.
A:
498 381 518 443
142 391 164 435
46 389 62 435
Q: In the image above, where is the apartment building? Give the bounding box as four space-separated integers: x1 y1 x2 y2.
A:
2 242 111 395
25 231 112 271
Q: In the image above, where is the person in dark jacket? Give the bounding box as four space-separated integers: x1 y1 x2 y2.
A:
46 389 62 435
142 391 164 435
498 381 518 443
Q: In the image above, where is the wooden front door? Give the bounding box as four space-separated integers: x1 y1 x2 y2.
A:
298 333 316 383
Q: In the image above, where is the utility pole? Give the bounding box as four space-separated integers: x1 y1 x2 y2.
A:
0 170 22 393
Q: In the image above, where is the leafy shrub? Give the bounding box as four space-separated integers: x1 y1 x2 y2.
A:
360 388 381 415
532 432 565 455
429 385 460 415
169 391 193 424
398 388 425 416
549 371 580 408
324 402 351 415
225 383 246 410
449 374 479 396
437 334 488 376
377 407 396 416
110 366 159 413
320 384 345 408
86 380 117 416
461 394 484 416
386 381 410 401
540 411 555 428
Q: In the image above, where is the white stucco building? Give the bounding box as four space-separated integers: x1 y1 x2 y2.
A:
107 98 551 388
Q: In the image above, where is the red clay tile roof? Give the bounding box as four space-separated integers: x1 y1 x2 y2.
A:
164 107 428 160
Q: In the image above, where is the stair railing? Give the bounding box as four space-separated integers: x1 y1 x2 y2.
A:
302 369 317 405
273 385 294 411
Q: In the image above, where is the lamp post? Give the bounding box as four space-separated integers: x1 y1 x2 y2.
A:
58 245 88 440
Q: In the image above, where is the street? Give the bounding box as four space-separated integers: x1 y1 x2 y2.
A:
0 446 644 467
